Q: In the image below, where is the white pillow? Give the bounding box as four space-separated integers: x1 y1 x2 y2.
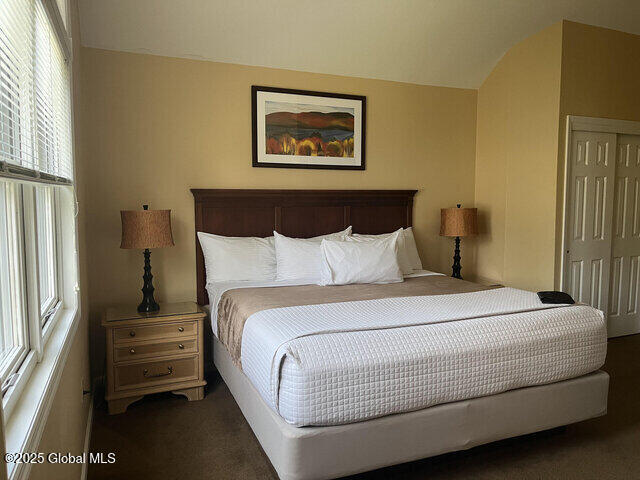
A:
274 227 352 282
351 228 412 274
352 227 422 273
319 234 403 286
197 232 276 283
403 227 423 271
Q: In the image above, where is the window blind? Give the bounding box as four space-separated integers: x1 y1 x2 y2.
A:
0 0 72 185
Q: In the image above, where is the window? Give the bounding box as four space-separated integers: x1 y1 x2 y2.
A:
0 52 22 164
0 0 72 181
0 0 74 419
35 185 59 323
0 180 28 386
34 0 72 179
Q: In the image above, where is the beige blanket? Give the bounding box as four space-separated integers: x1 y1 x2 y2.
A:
217 275 498 366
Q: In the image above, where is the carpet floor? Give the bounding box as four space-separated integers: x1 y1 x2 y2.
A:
88 334 640 480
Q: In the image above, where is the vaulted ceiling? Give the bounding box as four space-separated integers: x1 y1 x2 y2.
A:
78 0 640 89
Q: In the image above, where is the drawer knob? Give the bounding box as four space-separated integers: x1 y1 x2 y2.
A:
178 327 184 332
178 344 184 349
143 366 173 378
129 331 136 337
129 348 135 354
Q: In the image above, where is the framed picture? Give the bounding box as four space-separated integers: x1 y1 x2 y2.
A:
252 86 366 170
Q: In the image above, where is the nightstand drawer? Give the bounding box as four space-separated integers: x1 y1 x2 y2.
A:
114 338 197 363
114 355 199 391
113 321 197 344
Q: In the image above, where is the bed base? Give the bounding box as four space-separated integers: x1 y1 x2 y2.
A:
213 336 608 480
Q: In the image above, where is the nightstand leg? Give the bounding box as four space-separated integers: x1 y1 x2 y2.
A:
108 395 144 415
172 386 205 401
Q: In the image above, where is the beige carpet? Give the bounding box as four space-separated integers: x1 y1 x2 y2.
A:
88 334 640 480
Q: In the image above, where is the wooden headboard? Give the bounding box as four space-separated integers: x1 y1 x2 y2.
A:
191 189 418 305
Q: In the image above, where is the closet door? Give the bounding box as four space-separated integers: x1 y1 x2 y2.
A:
609 135 640 337
565 131 617 315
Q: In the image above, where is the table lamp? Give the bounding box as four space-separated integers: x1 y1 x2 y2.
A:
440 204 478 280
120 205 174 312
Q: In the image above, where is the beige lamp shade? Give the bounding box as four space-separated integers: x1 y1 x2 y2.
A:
120 208 175 249
440 206 478 237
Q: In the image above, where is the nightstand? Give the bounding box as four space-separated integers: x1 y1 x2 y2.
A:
102 302 207 414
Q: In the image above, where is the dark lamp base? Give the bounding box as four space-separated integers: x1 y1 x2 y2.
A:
138 248 160 313
138 298 160 313
451 236 463 280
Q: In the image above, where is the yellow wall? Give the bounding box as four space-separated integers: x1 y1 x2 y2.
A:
475 20 640 290
474 22 563 290
29 1 92 477
553 21 640 285
78 48 478 374
560 21 640 121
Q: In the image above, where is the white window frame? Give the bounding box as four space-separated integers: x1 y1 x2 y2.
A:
32 184 62 327
42 0 71 60
0 3 82 477
44 186 64 337
2 183 80 480
0 181 30 387
1 179 67 413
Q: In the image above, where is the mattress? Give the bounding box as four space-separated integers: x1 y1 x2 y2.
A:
207 275 607 427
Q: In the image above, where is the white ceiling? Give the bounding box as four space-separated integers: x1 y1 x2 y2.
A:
78 0 640 89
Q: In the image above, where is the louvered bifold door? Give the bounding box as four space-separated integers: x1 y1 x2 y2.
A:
608 134 640 337
566 131 617 319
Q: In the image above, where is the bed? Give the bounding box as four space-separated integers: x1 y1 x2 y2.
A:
192 188 609 480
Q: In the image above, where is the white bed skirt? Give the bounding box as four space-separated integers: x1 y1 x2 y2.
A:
213 336 609 480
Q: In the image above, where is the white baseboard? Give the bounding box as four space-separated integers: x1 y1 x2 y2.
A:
80 396 94 480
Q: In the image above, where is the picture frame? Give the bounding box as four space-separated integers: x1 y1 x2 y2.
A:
251 86 366 170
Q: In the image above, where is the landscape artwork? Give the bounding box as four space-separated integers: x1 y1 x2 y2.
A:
265 102 355 158
252 86 366 170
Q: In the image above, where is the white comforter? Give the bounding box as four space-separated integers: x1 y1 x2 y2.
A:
208 275 607 427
